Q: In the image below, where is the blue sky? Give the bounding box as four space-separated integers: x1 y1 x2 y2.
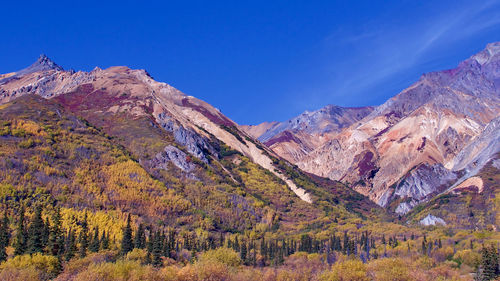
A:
1 0 500 124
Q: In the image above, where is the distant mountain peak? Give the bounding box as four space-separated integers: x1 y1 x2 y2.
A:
471 41 500 65
7 54 65 78
33 54 63 71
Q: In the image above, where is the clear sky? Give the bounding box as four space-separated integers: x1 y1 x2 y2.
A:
1 0 500 124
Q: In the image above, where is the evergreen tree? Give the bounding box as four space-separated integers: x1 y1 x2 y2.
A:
78 213 89 258
250 241 256 266
162 232 170 258
89 226 100 253
13 206 27 256
300 234 312 253
168 230 176 258
260 237 267 263
101 230 109 250
0 211 10 262
121 214 133 256
151 231 163 267
49 208 64 257
343 232 349 255
27 205 45 254
277 243 284 265
478 244 500 281
65 229 77 261
219 232 224 248
234 236 240 252
364 234 370 260
42 217 50 248
240 241 247 264
146 228 154 254
134 223 146 249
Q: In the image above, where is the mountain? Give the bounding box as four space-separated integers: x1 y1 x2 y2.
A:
251 42 500 217
242 105 373 163
0 55 382 237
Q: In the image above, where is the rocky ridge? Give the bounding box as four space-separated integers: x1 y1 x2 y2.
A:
249 42 500 214
0 57 314 203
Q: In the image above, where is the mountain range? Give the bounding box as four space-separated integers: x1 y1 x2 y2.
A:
1 43 499 231
244 42 500 218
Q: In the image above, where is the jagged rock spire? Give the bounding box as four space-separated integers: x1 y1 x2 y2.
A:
33 54 63 71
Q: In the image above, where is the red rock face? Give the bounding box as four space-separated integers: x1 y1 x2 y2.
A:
264 131 303 147
181 97 233 127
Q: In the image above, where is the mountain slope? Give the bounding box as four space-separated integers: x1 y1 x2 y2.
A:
0 56 383 237
0 57 316 203
405 152 500 229
251 42 500 216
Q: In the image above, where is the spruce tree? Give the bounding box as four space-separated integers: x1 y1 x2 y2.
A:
0 212 10 262
89 226 100 253
49 208 65 257
234 236 240 252
78 213 89 258
364 234 370 260
478 244 500 281
121 214 133 256
27 205 45 254
151 231 163 267
65 229 77 261
13 206 27 256
146 228 154 254
42 217 50 248
167 230 176 258
100 230 109 250
219 232 224 248
134 223 146 249
343 232 349 255
260 237 267 263
240 241 247 264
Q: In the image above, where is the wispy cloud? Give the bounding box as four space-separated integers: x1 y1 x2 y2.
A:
297 0 500 110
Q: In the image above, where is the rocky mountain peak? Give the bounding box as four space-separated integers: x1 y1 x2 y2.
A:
472 41 500 65
11 54 64 78
33 54 64 71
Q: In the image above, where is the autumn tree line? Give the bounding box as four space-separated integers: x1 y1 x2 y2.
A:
0 205 498 280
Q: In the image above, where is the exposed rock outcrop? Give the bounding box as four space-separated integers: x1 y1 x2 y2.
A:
151 145 195 172
420 214 446 226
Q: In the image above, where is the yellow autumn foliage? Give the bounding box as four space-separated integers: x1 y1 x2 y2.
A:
318 259 369 281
